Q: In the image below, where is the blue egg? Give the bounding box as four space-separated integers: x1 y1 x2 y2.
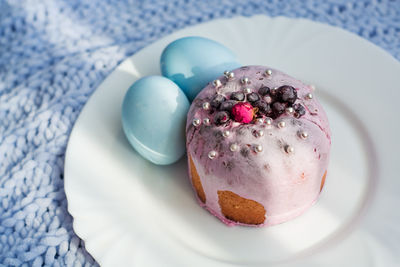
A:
160 36 241 101
122 76 189 165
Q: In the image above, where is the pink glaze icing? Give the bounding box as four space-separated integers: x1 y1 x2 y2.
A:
186 65 331 227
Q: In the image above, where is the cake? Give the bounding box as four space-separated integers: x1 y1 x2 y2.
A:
186 65 331 227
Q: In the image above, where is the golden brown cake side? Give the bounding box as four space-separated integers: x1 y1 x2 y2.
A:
320 171 327 192
217 190 266 225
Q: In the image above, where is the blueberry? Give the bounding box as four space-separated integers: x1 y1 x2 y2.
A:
272 102 286 117
247 92 260 103
294 103 306 117
230 92 245 101
277 85 297 104
254 100 270 115
219 100 236 112
258 86 270 96
211 94 226 109
214 111 230 125
270 88 278 96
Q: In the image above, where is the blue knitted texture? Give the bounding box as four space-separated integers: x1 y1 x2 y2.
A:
0 0 399 265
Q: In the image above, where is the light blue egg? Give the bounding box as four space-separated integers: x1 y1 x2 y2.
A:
160 36 241 101
122 76 189 165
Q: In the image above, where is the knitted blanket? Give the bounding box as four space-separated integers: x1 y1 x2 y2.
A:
0 0 399 266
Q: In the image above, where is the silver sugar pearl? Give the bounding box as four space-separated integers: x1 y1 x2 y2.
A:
255 118 264 124
203 118 210 125
193 118 201 127
224 71 234 80
265 117 273 125
213 79 222 88
278 121 286 128
255 130 264 137
299 131 308 139
255 144 263 153
286 107 294 114
202 102 210 110
222 130 230 137
265 69 272 76
306 93 313 100
208 150 217 159
230 143 238 152
241 77 249 84
285 145 295 154
243 87 252 94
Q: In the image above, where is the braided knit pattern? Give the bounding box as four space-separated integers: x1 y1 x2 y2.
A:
0 0 399 265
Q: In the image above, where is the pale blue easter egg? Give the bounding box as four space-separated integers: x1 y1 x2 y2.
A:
160 36 241 101
122 76 189 165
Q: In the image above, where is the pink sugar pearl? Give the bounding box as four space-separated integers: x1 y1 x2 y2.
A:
232 102 254 123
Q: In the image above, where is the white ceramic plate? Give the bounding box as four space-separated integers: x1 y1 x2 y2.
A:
64 16 400 267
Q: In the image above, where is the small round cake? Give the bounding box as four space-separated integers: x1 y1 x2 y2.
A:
186 65 331 227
